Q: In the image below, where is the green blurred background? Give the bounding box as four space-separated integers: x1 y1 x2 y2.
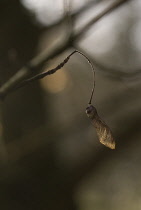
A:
0 0 141 209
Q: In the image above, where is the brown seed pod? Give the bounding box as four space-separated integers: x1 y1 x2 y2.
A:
86 104 115 149
16 49 116 149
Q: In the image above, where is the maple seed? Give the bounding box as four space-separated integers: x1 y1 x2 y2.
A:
86 104 115 149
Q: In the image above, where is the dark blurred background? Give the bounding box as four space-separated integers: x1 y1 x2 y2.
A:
0 0 141 209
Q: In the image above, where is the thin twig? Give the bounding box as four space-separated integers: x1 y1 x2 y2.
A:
0 0 131 99
0 39 70 98
16 50 96 104
76 46 141 79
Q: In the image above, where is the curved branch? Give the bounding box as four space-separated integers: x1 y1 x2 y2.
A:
0 0 131 99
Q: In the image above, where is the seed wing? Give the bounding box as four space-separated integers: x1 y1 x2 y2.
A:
93 113 115 149
86 104 115 149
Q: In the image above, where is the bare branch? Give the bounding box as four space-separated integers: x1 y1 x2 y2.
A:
74 0 131 40
0 38 70 98
16 50 96 105
0 0 131 99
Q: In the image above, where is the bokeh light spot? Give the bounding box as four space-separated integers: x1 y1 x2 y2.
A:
40 68 69 94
